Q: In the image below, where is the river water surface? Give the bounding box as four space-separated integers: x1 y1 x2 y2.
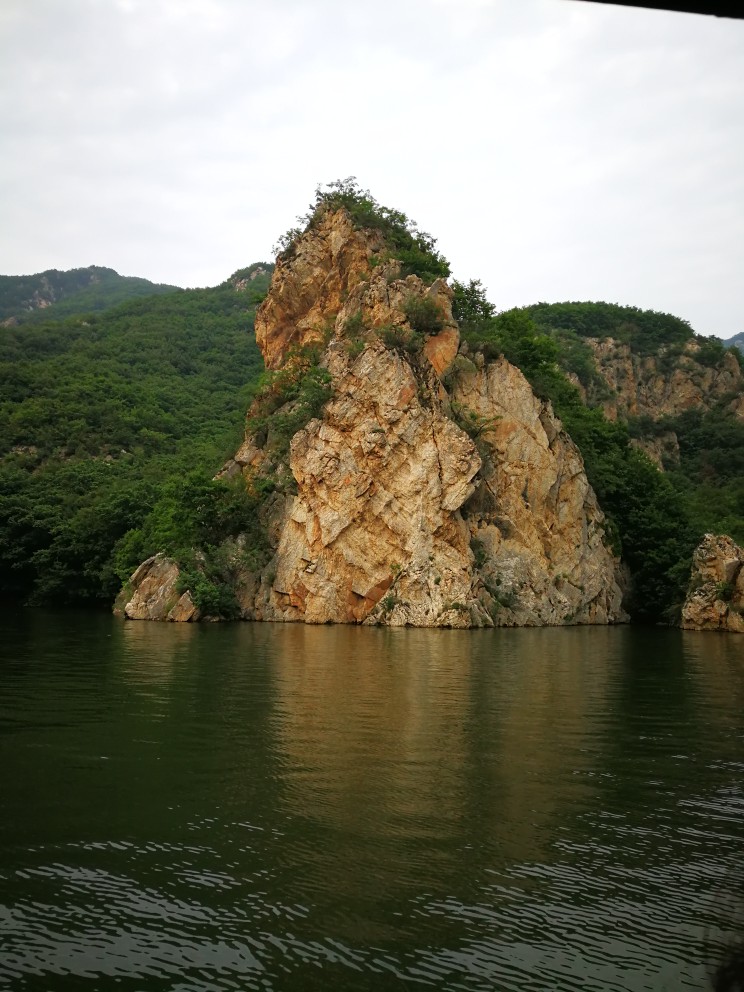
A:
1 611 743 991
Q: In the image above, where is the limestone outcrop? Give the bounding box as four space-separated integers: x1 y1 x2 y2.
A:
681 534 744 633
451 359 625 625
587 339 743 422
255 210 385 370
629 432 680 471
119 207 627 627
253 343 486 627
116 554 200 622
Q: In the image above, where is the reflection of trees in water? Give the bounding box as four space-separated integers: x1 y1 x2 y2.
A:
114 620 282 829
119 616 199 684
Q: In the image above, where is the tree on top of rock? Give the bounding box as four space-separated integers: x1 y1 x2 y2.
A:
273 177 451 284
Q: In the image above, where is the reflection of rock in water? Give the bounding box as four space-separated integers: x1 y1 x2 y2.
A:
270 626 614 935
682 630 744 715
464 627 616 854
119 617 200 686
272 626 471 832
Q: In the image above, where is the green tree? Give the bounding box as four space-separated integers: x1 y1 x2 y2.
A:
451 278 496 329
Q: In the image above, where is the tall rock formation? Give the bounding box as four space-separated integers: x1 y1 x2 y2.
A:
119 206 626 627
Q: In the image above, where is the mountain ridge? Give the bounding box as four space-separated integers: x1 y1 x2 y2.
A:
0 264 180 326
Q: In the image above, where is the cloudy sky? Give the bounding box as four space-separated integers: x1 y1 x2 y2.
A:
1 0 742 337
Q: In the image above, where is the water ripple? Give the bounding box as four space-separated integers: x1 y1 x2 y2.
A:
1 619 743 990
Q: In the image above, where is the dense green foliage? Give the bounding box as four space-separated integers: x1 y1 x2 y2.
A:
275 178 450 283
114 471 269 618
0 266 178 324
629 408 744 547
524 300 743 374
524 301 694 356
452 279 496 330
455 286 742 621
0 265 271 606
246 344 333 460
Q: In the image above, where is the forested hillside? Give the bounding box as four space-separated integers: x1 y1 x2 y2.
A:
2 220 742 625
0 266 178 325
0 264 270 605
117 185 744 627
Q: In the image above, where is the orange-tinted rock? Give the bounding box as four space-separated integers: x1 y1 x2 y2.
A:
123 555 180 620
167 590 200 622
424 326 460 377
681 533 744 632
589 339 743 421
451 358 627 626
255 209 383 370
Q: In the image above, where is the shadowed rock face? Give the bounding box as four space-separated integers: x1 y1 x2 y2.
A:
682 534 744 633
119 207 627 627
452 359 625 626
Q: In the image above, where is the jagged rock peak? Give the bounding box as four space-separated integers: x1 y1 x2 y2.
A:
254 206 459 374
118 194 627 628
219 207 625 627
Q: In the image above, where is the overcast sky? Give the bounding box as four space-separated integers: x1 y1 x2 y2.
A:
1 0 742 337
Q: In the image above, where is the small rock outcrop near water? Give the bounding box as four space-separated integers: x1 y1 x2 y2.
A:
115 554 200 622
119 206 626 627
681 534 744 633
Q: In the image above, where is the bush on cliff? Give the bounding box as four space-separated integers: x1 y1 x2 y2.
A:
246 344 333 456
274 178 450 284
403 295 445 335
452 279 496 330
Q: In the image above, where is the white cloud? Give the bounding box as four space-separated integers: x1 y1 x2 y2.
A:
0 0 742 334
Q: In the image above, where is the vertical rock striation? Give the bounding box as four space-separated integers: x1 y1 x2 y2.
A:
451 358 625 625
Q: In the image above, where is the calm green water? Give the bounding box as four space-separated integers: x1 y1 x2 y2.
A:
1 612 743 992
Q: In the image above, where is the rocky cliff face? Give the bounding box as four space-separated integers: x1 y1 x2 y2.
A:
114 554 200 622
255 211 384 370
251 341 485 627
681 534 744 633
119 208 626 627
452 359 623 625
587 338 743 422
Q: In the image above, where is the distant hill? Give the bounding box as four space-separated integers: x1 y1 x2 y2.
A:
0 262 272 606
0 265 180 325
722 332 744 353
